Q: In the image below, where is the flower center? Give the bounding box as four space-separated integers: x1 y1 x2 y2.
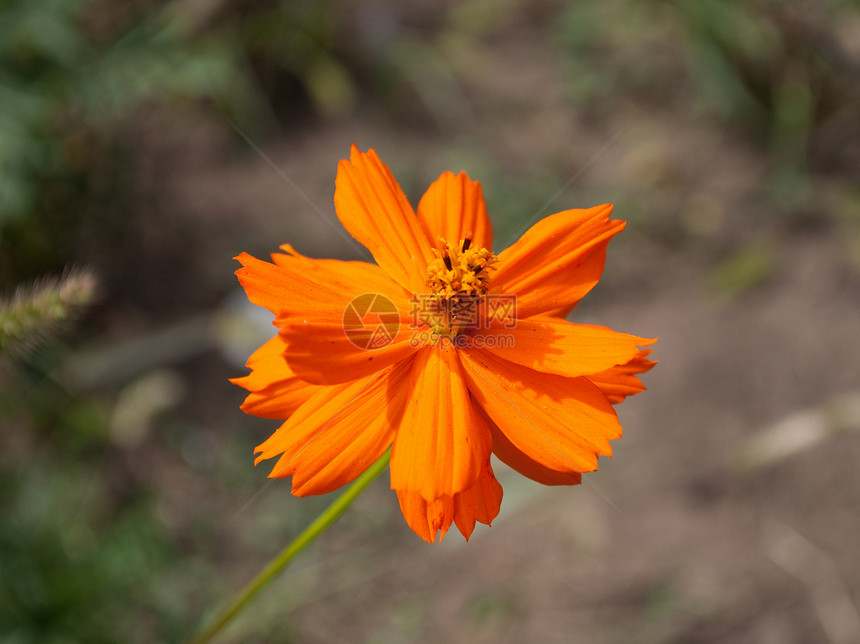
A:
423 235 497 336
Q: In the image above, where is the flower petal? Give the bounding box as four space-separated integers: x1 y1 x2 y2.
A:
255 359 412 496
479 317 656 378
334 146 433 293
237 380 318 420
416 171 493 250
486 410 583 485
234 252 301 316
236 248 409 321
390 345 492 501
453 460 503 540
231 335 323 419
271 244 410 306
588 349 657 404
279 315 419 385
395 491 455 543
492 204 625 318
232 334 288 387
396 460 502 543
460 347 621 474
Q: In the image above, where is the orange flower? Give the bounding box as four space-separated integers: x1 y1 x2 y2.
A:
232 146 656 542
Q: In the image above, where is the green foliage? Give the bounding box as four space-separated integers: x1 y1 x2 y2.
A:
0 0 245 282
664 0 856 168
239 0 356 117
0 456 178 644
467 590 520 624
0 351 238 643
709 243 776 297
0 270 96 359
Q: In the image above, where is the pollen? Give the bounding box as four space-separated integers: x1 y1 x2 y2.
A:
424 235 497 336
427 235 497 299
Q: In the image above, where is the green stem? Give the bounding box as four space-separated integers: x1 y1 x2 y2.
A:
189 451 391 644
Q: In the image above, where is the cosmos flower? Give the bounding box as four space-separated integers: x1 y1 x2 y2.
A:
232 146 655 542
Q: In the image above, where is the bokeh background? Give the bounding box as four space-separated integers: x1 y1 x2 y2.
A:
3 1 860 642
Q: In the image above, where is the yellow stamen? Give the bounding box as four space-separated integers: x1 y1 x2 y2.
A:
424 236 497 337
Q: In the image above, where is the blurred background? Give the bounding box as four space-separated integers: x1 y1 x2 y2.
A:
2 0 860 642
